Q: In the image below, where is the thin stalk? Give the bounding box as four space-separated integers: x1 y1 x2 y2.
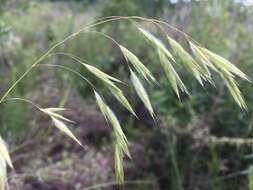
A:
45 87 70 141
47 52 126 86
0 17 124 103
36 64 97 90
81 30 130 68
169 136 184 190
59 87 70 108
0 16 192 104
98 16 200 44
2 97 42 111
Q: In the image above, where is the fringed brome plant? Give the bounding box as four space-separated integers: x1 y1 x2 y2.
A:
0 16 250 189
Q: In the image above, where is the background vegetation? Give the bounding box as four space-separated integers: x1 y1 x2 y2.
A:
1 0 253 189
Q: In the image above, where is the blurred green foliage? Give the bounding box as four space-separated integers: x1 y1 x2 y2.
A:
1 0 253 189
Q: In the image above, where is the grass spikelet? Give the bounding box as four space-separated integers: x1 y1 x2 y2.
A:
222 74 247 110
81 62 136 117
197 46 248 109
91 71 136 117
189 42 217 73
138 27 175 61
94 91 131 158
51 117 83 147
41 108 74 123
43 108 66 112
130 69 155 119
114 133 131 159
200 47 250 82
83 67 130 114
190 46 249 110
105 106 130 155
49 53 136 117
0 156 7 190
40 108 83 147
119 45 156 83
94 91 131 183
114 144 124 184
0 136 13 169
109 87 137 117
167 36 206 85
94 90 108 119
83 63 122 83
158 49 188 98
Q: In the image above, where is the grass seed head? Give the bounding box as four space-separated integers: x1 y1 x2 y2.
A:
130 69 154 119
138 27 175 61
51 117 84 147
158 49 188 97
120 45 156 83
0 137 13 169
0 156 7 190
167 36 206 85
